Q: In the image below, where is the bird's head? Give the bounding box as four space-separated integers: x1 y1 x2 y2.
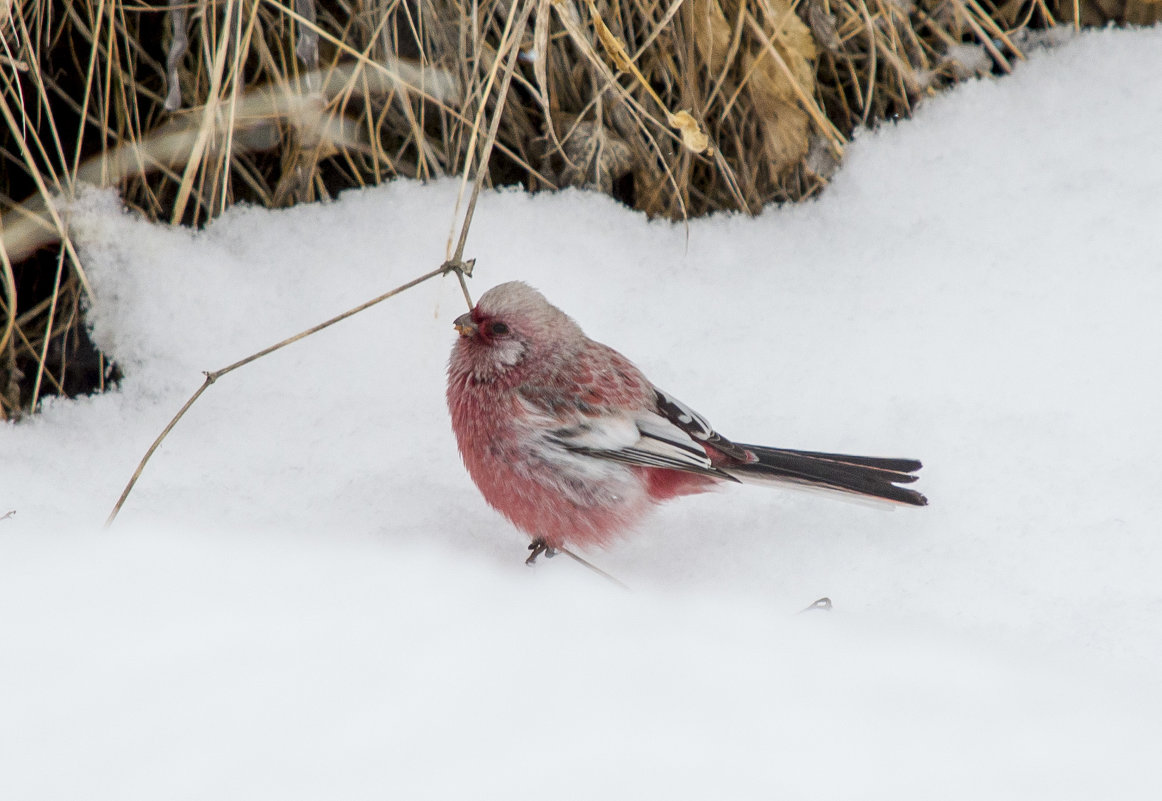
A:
451 281 582 381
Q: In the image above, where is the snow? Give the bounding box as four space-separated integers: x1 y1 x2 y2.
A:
4 27 1162 799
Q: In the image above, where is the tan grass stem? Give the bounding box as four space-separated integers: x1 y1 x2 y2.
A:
104 263 453 527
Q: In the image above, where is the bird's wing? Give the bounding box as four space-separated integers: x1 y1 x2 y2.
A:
652 386 753 462
518 386 732 479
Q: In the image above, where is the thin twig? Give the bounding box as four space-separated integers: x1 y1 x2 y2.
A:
560 546 631 590
455 269 475 309
857 0 877 126
446 0 535 306
29 247 65 411
104 263 452 526
0 214 18 358
958 4 1013 74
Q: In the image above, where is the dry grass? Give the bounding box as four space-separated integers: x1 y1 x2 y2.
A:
0 0 1132 417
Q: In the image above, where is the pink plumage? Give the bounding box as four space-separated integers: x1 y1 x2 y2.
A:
447 282 925 555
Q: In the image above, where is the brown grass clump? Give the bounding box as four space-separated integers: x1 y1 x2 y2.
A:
0 0 1128 416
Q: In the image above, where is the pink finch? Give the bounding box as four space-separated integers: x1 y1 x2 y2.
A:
447 282 926 561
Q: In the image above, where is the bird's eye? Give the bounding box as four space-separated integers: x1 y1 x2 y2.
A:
489 322 510 336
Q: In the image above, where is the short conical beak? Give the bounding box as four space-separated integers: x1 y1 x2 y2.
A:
454 312 478 337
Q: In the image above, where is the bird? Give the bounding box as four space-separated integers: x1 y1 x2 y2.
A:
446 281 926 563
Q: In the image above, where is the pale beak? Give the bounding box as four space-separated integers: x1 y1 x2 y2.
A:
454 312 478 338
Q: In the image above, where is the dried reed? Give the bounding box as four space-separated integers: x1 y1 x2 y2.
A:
0 0 1119 417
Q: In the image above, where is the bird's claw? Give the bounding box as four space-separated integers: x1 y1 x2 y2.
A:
525 539 558 566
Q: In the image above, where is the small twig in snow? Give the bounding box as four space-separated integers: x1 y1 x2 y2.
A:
559 546 632 591
445 0 535 312
104 263 461 527
799 597 833 613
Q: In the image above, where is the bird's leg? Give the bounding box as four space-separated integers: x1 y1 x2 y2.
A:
525 538 558 566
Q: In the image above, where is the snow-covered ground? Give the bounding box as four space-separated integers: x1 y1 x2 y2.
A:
4 27 1162 800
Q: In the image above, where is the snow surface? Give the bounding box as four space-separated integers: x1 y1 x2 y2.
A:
4 27 1162 800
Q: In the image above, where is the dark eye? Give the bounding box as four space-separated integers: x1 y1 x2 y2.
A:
489 322 510 336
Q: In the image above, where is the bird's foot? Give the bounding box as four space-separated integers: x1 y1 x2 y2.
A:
525 538 558 566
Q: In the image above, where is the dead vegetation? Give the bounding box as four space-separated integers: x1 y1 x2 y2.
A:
0 0 1145 417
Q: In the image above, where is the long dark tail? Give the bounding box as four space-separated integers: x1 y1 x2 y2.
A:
725 445 928 506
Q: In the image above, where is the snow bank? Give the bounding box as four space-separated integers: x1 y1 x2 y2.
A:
3 27 1161 799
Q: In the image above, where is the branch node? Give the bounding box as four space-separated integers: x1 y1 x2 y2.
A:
441 257 475 278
